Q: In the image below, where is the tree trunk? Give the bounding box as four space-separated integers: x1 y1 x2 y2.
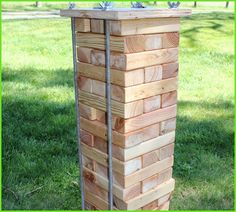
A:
194 2 197 7
35 2 42 7
226 2 229 8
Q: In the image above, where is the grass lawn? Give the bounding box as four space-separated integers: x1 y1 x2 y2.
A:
2 1 234 12
2 11 234 210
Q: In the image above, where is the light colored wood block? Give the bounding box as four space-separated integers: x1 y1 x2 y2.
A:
77 47 91 63
114 105 177 133
125 178 175 210
83 47 178 71
96 109 106 124
158 200 170 210
156 168 173 186
160 143 175 160
77 76 92 93
124 156 174 188
95 162 124 187
162 62 178 79
144 95 161 113
142 174 158 193
91 19 104 33
82 155 95 171
92 79 105 97
80 103 97 120
124 131 175 161
90 18 180 35
85 201 97 210
77 32 179 53
85 189 108 210
75 18 90 32
61 9 192 20
162 90 177 108
142 200 158 210
80 129 94 146
142 149 160 168
144 65 162 83
157 193 171 206
124 77 178 103
160 118 176 135
82 143 141 175
78 62 144 87
79 90 143 118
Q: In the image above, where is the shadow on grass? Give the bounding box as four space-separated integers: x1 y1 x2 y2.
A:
2 66 74 88
181 12 234 47
2 86 234 209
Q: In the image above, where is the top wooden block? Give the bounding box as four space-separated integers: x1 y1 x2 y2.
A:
60 8 191 20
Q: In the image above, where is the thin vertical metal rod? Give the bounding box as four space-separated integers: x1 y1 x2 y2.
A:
71 17 85 210
105 19 113 210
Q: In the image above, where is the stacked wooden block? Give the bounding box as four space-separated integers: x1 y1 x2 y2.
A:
60 8 191 210
76 16 179 210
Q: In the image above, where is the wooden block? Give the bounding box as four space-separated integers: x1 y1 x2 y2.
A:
92 79 105 97
125 178 175 210
93 136 124 161
84 176 108 201
77 32 179 53
111 18 180 35
80 117 160 148
75 18 90 32
124 77 178 103
82 143 141 175
124 131 175 161
95 162 124 187
160 118 176 135
142 174 158 193
77 47 92 63
91 19 104 33
157 193 171 206
80 129 94 146
157 168 173 186
84 166 140 201
90 18 180 36
124 156 174 188
96 109 106 124
82 155 95 171
80 103 97 120
159 143 175 160
115 105 177 133
142 200 158 210
158 201 170 210
77 76 92 93
84 47 178 71
85 189 108 210
79 90 143 118
85 201 97 210
142 149 160 168
144 65 162 83
162 32 179 48
78 62 144 87
162 90 177 108
144 95 161 113
162 62 178 79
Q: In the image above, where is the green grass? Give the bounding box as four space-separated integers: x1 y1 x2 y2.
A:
2 1 234 12
2 11 234 210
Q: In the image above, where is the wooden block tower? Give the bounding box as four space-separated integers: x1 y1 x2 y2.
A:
61 8 191 210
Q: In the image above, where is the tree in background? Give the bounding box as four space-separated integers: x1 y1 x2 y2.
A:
194 2 197 7
35 2 42 7
226 2 229 8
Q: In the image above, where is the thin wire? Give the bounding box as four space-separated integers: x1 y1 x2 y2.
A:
105 19 113 210
71 17 85 210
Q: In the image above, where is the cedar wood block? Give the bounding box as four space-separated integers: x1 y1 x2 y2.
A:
80 117 160 148
78 62 144 87
78 47 178 71
75 18 90 32
90 18 180 35
76 32 179 53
